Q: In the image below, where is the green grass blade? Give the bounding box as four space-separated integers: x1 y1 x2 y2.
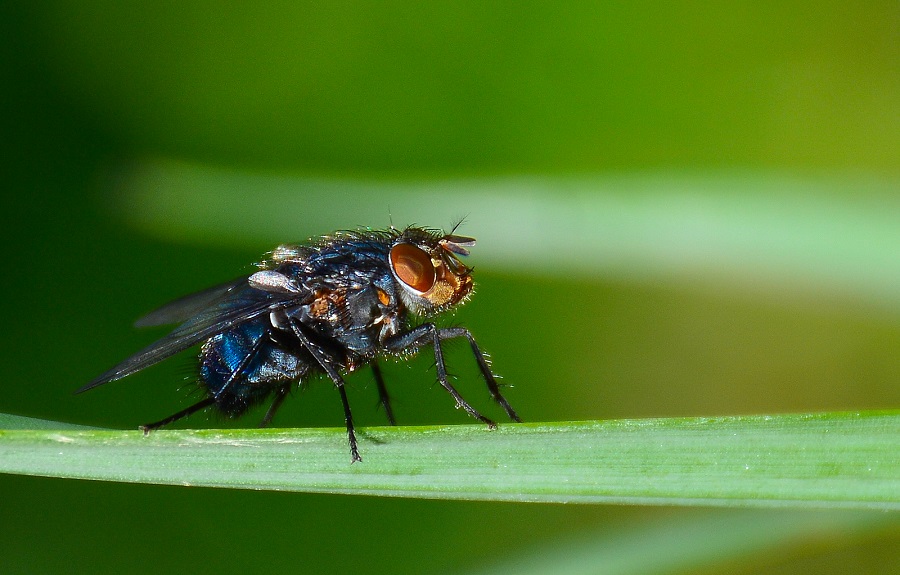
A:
0 413 100 431
1 411 896 509
464 509 896 575
111 160 900 312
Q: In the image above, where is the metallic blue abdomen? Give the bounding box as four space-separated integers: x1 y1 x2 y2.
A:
200 320 308 415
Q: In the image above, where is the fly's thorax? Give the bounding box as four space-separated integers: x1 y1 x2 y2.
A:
388 229 476 317
269 273 406 352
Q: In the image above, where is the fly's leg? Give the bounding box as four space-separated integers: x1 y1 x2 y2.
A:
334 383 360 463
289 318 361 463
440 327 521 423
384 323 506 428
259 384 291 428
139 397 216 434
371 361 396 426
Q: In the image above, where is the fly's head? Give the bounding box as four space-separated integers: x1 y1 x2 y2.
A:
388 227 477 316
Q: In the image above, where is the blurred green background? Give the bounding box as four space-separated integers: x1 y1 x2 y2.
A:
1 2 897 574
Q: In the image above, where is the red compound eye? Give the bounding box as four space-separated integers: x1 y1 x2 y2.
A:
390 243 436 293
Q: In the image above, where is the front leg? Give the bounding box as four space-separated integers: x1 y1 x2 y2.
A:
384 323 519 427
438 327 521 423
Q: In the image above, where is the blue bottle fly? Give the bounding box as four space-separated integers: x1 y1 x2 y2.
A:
80 226 520 462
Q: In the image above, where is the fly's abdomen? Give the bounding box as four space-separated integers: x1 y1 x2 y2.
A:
200 322 308 416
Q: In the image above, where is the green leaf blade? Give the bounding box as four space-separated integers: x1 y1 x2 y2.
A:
1 411 896 509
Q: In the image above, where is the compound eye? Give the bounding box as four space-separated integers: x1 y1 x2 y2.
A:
390 243 436 293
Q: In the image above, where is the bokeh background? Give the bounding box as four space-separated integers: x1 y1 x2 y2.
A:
1 2 897 574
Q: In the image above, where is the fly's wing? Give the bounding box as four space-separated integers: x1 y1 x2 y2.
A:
79 282 309 393
134 277 249 327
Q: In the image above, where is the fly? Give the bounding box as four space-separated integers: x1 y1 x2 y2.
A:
80 225 521 462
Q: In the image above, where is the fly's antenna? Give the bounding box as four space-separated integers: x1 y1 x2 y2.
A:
449 214 469 235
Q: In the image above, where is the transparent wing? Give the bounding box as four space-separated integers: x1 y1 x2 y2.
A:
134 277 249 327
79 284 307 393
